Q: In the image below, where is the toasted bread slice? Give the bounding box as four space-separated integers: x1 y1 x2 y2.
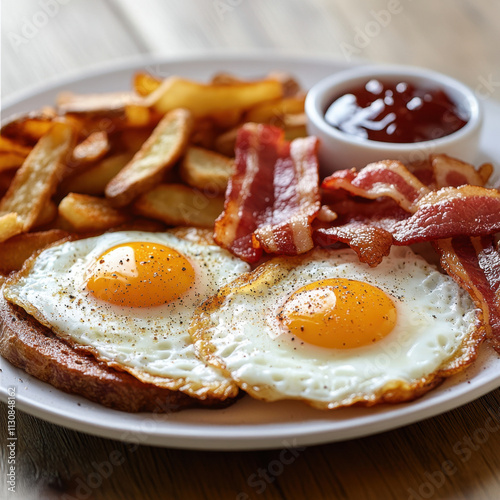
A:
0 291 233 412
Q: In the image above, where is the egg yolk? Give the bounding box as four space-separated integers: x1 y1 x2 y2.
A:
278 278 397 349
85 242 195 308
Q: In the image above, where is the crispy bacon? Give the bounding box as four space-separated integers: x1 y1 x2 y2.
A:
313 198 406 266
321 160 500 247
405 155 492 190
435 237 499 353
406 157 435 188
322 160 429 212
431 154 492 188
314 223 394 267
214 123 320 262
318 158 500 268
391 185 500 244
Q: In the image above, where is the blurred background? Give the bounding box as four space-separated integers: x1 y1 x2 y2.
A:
2 0 499 98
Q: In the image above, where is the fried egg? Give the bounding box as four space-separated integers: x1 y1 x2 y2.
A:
4 230 250 401
190 246 484 409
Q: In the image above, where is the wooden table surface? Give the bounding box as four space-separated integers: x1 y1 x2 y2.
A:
1 1 500 499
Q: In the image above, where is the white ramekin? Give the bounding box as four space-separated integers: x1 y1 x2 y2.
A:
305 65 483 178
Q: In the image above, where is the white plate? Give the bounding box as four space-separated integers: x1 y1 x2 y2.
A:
1 53 500 451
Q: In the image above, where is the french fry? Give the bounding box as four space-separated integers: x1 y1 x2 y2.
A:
180 146 232 192
0 212 23 243
0 170 15 197
210 73 245 85
0 136 32 171
214 127 238 157
1 108 57 143
0 136 32 156
145 77 283 117
134 184 224 228
244 95 305 123
125 105 154 127
58 91 139 114
210 109 243 129
133 72 162 97
119 129 155 154
105 108 193 207
33 200 57 228
190 118 218 150
58 193 129 232
71 131 110 164
60 152 133 196
0 229 69 273
0 121 75 232
58 91 155 131
211 71 302 98
0 153 26 171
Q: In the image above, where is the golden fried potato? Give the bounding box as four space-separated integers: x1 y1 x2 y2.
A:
0 229 69 273
58 193 129 232
214 127 238 157
105 108 193 207
0 121 75 232
211 71 302 98
133 72 162 97
125 105 154 128
180 146 232 193
145 77 283 117
0 108 57 144
58 91 156 131
0 136 32 156
0 153 26 171
133 184 224 228
60 152 133 196
0 212 23 243
33 200 57 228
190 118 218 150
119 128 155 154
57 91 138 114
210 109 243 129
71 131 110 164
0 170 15 197
244 95 305 124
209 73 245 85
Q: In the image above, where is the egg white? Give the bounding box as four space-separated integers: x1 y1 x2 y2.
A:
4 230 251 400
191 246 484 408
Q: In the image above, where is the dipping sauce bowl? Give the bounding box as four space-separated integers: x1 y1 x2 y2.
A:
305 65 483 177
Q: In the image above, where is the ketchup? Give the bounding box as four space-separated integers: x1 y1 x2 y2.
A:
324 79 468 143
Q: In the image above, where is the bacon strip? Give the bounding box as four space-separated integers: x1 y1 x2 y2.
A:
318 158 500 264
314 223 394 267
313 198 406 266
435 237 499 353
322 160 500 247
214 123 320 262
431 154 492 188
391 186 500 244
322 160 429 212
